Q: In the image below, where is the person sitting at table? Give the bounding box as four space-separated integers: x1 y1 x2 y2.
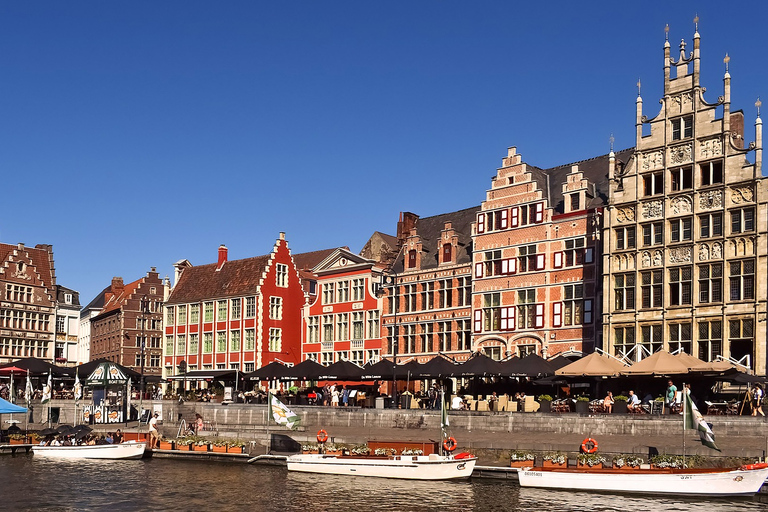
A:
451 395 464 410
603 391 614 413
627 390 641 412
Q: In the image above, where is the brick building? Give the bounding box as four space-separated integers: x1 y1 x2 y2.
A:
471 148 619 359
90 269 166 375
302 247 386 366
0 243 57 363
164 235 334 375
603 27 768 373
382 208 478 365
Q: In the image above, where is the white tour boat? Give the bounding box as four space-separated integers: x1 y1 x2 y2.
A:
287 452 477 480
517 464 768 496
32 441 147 460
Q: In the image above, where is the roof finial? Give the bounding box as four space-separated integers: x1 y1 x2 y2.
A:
694 14 699 32
609 133 615 152
665 24 670 41
637 78 641 97
756 97 762 118
724 53 730 73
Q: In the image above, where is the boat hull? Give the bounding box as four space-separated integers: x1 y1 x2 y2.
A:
517 466 768 496
287 453 476 480
32 441 147 460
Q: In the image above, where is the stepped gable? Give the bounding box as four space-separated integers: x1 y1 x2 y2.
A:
0 242 56 290
166 254 271 304
391 205 480 273
528 148 634 214
99 278 141 316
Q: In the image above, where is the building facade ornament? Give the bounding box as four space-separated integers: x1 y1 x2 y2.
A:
641 200 663 219
669 143 692 164
670 195 692 215
730 185 755 204
640 150 664 171
698 190 723 210
671 92 693 113
615 206 635 223
699 138 723 159
668 246 692 264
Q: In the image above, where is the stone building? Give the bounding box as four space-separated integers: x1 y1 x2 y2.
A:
0 243 57 363
53 285 80 365
382 208 478 364
602 26 767 374
90 269 166 376
471 148 620 359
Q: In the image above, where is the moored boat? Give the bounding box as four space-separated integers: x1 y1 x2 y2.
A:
287 451 477 480
517 464 768 496
32 441 147 460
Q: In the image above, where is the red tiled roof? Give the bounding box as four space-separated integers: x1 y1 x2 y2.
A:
292 247 342 271
166 254 271 305
98 278 141 316
0 243 55 290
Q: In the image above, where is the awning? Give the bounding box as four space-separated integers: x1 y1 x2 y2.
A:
165 370 240 381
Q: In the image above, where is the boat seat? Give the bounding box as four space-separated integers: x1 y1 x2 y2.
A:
497 395 509 412
477 400 489 412
429 454 441 460
523 396 540 413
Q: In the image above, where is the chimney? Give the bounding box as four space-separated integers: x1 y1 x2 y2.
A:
111 277 124 294
217 245 228 271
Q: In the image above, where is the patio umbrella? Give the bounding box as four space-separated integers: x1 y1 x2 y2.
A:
314 360 364 381
556 352 627 377
360 359 397 380
674 352 714 372
247 361 289 381
76 359 140 381
548 355 576 370
39 428 57 437
0 396 26 414
416 356 457 378
455 353 503 377
621 350 690 376
281 359 324 381
516 354 557 378
395 360 423 380
0 358 71 376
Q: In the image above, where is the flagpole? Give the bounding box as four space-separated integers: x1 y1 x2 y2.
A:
266 391 271 455
682 382 686 468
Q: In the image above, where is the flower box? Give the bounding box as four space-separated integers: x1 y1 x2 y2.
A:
543 460 566 468
158 441 175 450
510 460 533 468
211 445 227 453
190 444 209 452
227 445 245 454
9 438 25 445
613 463 640 470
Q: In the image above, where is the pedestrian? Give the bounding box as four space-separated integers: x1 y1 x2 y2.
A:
665 380 678 414
341 385 349 407
148 412 160 449
752 384 765 417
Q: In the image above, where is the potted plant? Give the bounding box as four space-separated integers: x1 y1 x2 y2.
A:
402 448 424 456
538 395 553 413
374 447 397 457
227 439 246 454
574 396 590 414
510 450 535 468
577 452 607 468
211 439 228 453
612 454 643 469
302 442 319 454
9 433 26 445
351 444 370 456
542 452 567 468
158 438 175 450
613 395 629 415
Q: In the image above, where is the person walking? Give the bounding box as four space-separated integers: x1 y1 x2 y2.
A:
148 412 160 449
665 380 678 414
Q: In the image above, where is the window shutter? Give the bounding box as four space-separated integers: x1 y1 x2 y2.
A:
535 202 544 223
509 307 516 330
585 247 594 264
553 302 562 327
474 262 483 278
511 207 519 227
474 310 482 333
500 307 508 331
535 304 544 328
508 258 517 274
477 213 485 234
536 254 545 270
553 252 563 269
584 299 593 324
501 259 508 274
500 209 508 229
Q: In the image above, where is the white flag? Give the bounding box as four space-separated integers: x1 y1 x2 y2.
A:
74 373 82 403
41 372 52 404
24 372 33 404
269 392 300 430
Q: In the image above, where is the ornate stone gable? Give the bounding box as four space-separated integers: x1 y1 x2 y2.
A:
641 200 663 219
669 143 693 165
699 137 723 159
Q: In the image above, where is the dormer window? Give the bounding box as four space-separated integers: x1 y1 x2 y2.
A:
442 244 452 264
570 193 581 211
671 116 693 140
408 250 417 269
64 294 72 304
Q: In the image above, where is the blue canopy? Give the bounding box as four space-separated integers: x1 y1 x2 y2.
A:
0 397 27 414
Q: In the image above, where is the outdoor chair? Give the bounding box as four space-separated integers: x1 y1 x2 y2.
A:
588 399 604 414
522 395 540 412
552 399 570 413
476 400 489 412
497 395 509 411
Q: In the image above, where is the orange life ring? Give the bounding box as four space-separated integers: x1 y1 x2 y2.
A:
317 429 328 443
443 436 457 452
741 462 768 471
581 437 598 454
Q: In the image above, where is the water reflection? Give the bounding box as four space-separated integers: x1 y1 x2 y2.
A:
0 456 764 512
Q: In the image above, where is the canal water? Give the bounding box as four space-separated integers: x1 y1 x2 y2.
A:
1 455 766 511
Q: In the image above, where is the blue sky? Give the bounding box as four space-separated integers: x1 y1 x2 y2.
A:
2 2 767 305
